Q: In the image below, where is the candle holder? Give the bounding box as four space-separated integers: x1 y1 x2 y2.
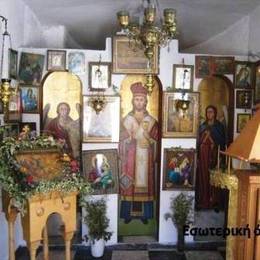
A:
0 15 14 122
0 79 17 122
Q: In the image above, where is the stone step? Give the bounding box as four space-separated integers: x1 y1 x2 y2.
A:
185 250 224 260
112 250 149 260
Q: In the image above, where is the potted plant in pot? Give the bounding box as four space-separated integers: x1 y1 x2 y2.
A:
164 192 193 252
82 198 112 258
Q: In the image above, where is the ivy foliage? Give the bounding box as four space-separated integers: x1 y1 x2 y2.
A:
0 135 91 213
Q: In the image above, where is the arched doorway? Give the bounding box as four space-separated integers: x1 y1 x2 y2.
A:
195 75 234 241
118 75 162 241
198 75 234 145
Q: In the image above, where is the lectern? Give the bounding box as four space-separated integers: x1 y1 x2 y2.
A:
3 191 77 260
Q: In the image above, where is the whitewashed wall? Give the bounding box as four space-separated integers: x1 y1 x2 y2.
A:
159 139 195 244
184 16 250 56
249 5 260 58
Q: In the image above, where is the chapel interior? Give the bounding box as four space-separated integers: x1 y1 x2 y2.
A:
0 0 260 260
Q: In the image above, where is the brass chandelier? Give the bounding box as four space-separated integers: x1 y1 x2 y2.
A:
117 0 177 94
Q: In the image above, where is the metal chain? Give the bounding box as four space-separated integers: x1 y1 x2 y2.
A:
155 0 163 25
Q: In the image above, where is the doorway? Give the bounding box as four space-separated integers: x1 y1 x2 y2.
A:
118 75 162 242
195 75 234 242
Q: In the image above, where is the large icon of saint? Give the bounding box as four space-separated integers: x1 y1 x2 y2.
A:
119 81 159 224
196 105 226 209
42 72 82 159
44 102 80 159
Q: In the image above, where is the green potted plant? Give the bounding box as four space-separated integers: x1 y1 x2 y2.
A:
164 192 193 252
81 198 112 258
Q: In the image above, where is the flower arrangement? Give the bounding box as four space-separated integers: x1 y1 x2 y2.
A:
0 134 91 213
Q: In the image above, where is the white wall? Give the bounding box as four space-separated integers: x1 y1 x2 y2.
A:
23 4 47 48
159 139 195 244
184 16 250 56
248 5 260 58
0 0 25 49
0 0 74 52
183 6 260 58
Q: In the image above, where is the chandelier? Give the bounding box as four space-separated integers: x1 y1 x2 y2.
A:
117 0 177 94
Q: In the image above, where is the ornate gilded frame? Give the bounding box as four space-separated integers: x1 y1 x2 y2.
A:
162 92 199 137
82 95 120 143
82 149 119 195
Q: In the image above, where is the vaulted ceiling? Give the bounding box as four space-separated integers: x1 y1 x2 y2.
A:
23 0 260 50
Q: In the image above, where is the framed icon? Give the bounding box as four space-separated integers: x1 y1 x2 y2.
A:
89 62 111 91
47 50 66 71
163 147 196 190
163 92 199 137
83 96 120 143
173 64 194 91
20 85 40 113
112 36 159 74
236 113 251 133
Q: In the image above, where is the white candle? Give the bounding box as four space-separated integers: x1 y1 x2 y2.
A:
1 38 10 79
217 145 220 170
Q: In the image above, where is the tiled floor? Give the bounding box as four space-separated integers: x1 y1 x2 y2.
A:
36 250 75 260
15 247 224 260
112 250 149 260
194 209 225 242
122 236 156 243
73 248 224 260
185 251 223 260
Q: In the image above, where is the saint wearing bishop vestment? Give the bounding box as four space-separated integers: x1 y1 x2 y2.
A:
119 82 158 224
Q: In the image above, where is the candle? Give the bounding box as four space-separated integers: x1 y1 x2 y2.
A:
1 35 10 79
217 145 220 170
228 156 231 174
225 145 227 167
